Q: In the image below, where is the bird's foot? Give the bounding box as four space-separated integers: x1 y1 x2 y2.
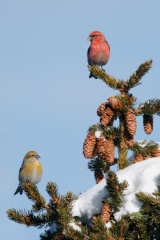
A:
89 72 97 79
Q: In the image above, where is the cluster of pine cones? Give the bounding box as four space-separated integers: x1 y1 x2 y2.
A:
83 97 121 163
83 96 138 162
83 131 115 164
83 96 158 165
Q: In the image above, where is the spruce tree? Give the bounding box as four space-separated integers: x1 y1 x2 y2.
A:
7 61 160 239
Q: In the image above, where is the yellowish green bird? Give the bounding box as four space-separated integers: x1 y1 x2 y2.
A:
14 151 42 195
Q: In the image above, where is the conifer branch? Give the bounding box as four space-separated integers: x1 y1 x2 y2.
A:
90 216 111 239
88 123 104 133
88 157 117 173
7 209 31 225
7 209 48 227
40 229 58 240
88 60 152 94
123 213 147 239
110 217 130 239
23 182 48 211
104 171 128 213
88 124 119 142
136 192 158 206
88 65 119 89
132 140 158 159
135 98 160 116
126 60 152 91
88 157 110 172
136 191 160 233
46 182 60 206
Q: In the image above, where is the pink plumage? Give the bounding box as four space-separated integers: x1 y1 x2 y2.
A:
87 31 110 78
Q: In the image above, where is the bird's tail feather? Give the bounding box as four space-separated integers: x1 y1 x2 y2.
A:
14 185 23 195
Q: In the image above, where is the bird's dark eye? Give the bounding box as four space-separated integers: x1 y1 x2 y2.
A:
91 34 100 38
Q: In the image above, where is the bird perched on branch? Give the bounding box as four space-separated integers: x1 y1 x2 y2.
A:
14 151 42 195
87 31 110 78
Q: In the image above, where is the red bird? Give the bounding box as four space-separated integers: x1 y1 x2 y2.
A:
87 31 110 78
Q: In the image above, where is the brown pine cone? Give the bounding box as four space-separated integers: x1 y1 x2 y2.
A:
153 149 160 157
143 114 153 134
94 168 104 184
107 117 114 127
143 154 151 160
97 102 108 116
96 133 114 163
134 154 143 163
125 109 137 137
108 96 123 110
100 106 114 127
124 127 134 148
105 139 115 163
100 202 111 224
83 132 96 159
96 133 107 159
92 147 97 158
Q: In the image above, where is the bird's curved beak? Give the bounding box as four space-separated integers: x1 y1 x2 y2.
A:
87 36 91 41
37 155 41 159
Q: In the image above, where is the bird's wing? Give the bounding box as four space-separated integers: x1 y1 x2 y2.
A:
87 47 90 56
105 40 110 50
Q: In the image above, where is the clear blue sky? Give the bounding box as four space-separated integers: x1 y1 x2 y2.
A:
1 1 160 239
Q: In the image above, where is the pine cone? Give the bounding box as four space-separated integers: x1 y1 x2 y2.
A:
153 149 160 157
124 127 134 148
105 139 115 163
100 106 114 127
92 147 97 158
96 133 114 163
83 132 96 159
97 102 108 116
143 114 153 134
125 109 137 136
107 117 114 127
100 202 111 224
108 96 123 110
134 154 143 163
94 168 104 184
96 133 107 159
143 154 151 160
